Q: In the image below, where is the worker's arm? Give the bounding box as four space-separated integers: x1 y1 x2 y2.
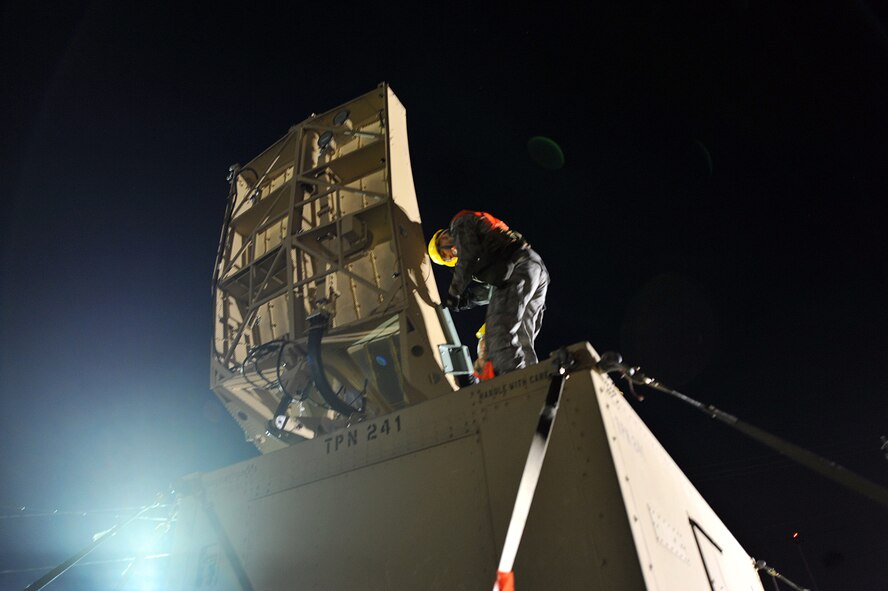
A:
448 215 485 299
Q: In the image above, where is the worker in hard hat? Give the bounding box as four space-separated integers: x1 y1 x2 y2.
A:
428 210 549 375
474 323 495 381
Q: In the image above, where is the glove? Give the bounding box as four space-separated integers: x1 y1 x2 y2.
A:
446 293 467 312
465 282 492 307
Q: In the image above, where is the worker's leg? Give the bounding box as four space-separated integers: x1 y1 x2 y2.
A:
486 286 525 374
516 255 548 365
486 252 545 374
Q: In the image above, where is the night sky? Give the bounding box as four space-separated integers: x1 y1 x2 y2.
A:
2 2 888 589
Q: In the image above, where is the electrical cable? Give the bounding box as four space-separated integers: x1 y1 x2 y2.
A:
245 338 339 441
251 342 279 388
275 339 313 403
0 554 170 576
239 327 370 421
240 347 272 390
113 510 174 591
754 559 810 591
22 499 164 591
240 340 288 390
0 505 167 520
275 339 291 395
306 313 363 416
595 352 888 511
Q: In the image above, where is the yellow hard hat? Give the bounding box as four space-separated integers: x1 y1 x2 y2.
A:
475 323 486 339
428 229 457 267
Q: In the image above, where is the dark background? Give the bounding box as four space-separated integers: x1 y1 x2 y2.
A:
2 2 887 589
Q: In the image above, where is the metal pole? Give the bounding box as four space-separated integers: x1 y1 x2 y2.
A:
493 350 572 590
23 503 159 591
594 352 888 511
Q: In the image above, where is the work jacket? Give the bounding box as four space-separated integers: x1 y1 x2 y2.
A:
447 210 528 298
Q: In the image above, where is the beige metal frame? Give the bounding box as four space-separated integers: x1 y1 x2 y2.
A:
210 85 455 452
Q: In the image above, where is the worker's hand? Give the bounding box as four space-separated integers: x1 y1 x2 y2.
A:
465 282 492 307
446 293 467 312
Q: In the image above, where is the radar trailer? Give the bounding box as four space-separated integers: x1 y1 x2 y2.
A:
166 84 765 591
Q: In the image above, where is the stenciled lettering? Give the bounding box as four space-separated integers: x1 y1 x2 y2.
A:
477 370 550 400
324 414 403 454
